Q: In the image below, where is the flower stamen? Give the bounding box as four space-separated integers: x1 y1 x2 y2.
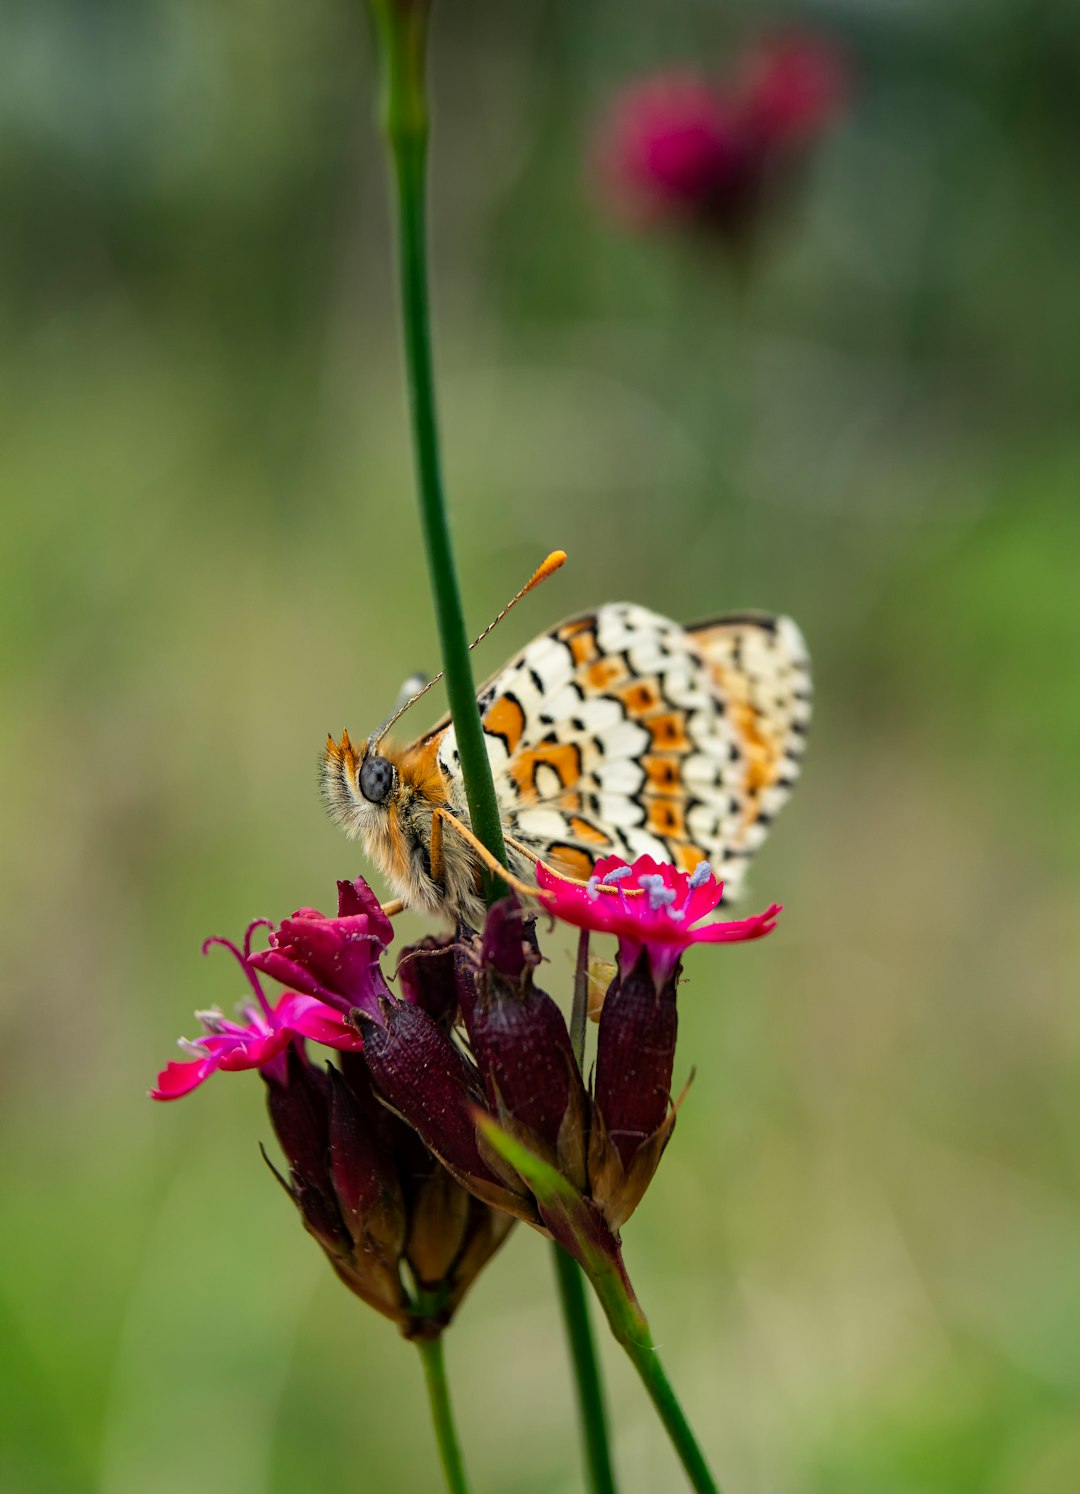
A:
202 933 274 1017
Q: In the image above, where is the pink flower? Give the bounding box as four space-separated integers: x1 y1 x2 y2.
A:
737 33 847 150
593 32 848 240
248 877 393 1018
151 923 364 1101
595 72 756 231
537 854 780 981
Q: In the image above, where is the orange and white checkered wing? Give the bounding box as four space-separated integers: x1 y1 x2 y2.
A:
433 603 810 897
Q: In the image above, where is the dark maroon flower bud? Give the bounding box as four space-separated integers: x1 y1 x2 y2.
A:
395 932 461 1028
593 947 677 1167
451 930 481 1027
465 898 589 1189
264 1049 407 1324
478 896 541 984
325 1062 408 1262
265 1045 512 1337
356 999 538 1224
589 948 681 1232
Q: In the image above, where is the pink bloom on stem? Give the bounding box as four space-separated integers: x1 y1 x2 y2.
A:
737 33 848 150
248 877 393 1018
593 31 848 239
537 853 780 980
595 72 756 229
150 922 364 1101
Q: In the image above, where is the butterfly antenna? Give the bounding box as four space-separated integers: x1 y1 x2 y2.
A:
372 550 567 746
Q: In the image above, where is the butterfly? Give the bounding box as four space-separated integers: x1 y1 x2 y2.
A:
324 603 810 927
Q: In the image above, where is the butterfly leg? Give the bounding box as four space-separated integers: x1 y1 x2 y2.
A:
504 832 611 892
431 808 539 899
503 833 541 866
379 898 407 918
429 802 445 886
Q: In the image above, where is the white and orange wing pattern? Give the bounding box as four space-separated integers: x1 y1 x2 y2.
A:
429 603 810 899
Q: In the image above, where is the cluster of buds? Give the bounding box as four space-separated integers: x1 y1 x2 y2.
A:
593 31 848 245
152 857 779 1334
359 859 779 1288
152 879 512 1338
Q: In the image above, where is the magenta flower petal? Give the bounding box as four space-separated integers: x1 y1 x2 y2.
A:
538 853 780 981
273 993 367 1049
150 992 363 1102
249 876 393 1017
334 876 394 943
691 902 781 942
150 1057 218 1101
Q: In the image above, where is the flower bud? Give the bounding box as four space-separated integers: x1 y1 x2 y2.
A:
265 1046 511 1337
465 898 589 1190
589 947 680 1232
356 998 538 1224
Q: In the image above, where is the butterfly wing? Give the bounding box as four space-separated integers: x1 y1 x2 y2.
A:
431 603 810 896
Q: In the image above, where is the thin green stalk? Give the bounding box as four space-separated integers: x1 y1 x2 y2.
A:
374 1 506 881
370 11 617 1492
480 1114 720 1494
570 927 590 1069
551 1244 617 1494
417 1335 472 1494
559 926 618 1490
589 1272 721 1494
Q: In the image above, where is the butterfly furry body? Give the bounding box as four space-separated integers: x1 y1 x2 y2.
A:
324 603 811 925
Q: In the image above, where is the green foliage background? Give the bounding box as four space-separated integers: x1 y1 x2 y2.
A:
3 1 1079 1489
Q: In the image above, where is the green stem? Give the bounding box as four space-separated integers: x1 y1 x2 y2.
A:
374 1 507 883
417 1335 472 1494
560 928 618 1490
551 1244 617 1494
479 1112 722 1494
590 1273 721 1494
570 928 590 1070
370 12 617 1492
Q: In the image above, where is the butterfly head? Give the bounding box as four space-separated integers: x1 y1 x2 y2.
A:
324 725 451 839
323 729 401 837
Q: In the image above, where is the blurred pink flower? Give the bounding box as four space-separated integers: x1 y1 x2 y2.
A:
593 33 848 239
737 33 848 149
150 923 363 1100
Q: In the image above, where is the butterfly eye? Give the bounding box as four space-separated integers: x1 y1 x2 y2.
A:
359 754 395 804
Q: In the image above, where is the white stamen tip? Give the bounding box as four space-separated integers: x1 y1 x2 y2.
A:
605 865 633 882
639 874 676 912
586 876 601 901
688 861 713 890
179 1037 209 1058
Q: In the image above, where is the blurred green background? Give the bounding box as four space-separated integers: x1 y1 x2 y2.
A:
4 0 1080 1490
